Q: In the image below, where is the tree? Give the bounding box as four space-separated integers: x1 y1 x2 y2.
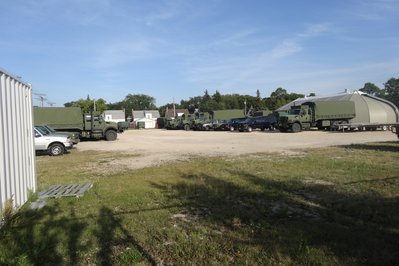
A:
64 96 108 113
109 94 157 113
202 89 211 103
212 90 222 103
382 77 399 107
264 88 304 110
256 89 261 99
359 82 382 96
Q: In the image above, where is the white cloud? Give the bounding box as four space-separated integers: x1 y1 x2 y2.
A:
93 39 154 67
271 40 302 59
352 0 399 20
140 0 185 26
185 23 331 87
298 24 329 37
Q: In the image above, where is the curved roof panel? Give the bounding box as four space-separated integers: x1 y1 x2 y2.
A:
277 91 398 124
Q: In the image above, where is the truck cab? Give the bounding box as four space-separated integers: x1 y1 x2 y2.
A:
82 112 118 140
278 105 312 132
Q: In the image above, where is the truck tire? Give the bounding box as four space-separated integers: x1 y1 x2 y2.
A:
105 130 117 141
48 143 65 156
184 124 190 131
291 123 301 133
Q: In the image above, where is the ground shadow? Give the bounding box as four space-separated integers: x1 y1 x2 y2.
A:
151 170 399 265
94 206 157 266
0 202 160 265
340 141 399 152
0 202 86 265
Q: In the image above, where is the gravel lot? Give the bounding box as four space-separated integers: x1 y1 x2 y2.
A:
75 129 398 170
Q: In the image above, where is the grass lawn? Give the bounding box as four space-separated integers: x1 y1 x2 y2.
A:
1 142 399 265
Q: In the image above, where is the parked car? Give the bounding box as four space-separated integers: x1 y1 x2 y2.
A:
34 127 73 156
35 124 80 144
219 117 247 131
237 115 277 132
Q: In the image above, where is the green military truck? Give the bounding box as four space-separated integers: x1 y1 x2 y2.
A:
278 101 356 132
165 112 212 131
33 107 124 141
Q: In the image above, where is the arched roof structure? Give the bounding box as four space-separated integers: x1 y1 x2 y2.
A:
277 91 398 124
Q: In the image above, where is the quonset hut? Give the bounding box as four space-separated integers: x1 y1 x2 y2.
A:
277 91 399 129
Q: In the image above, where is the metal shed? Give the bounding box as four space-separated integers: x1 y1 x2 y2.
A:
277 91 399 124
0 68 36 218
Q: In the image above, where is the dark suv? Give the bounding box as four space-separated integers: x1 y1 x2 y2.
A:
237 115 277 132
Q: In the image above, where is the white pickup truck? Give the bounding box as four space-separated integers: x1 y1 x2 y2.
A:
34 127 73 156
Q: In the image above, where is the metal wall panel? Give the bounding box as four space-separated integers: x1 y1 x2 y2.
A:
0 68 36 217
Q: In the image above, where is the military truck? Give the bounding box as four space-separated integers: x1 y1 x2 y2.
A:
165 111 212 131
189 112 212 130
278 101 356 132
33 107 124 141
165 117 183 130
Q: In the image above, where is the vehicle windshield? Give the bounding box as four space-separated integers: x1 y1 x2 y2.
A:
35 127 49 135
289 109 301 115
44 125 56 133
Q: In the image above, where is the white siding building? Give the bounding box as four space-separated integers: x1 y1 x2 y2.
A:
132 110 160 129
103 110 126 123
0 68 36 218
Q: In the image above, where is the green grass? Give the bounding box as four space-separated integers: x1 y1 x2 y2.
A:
1 142 399 265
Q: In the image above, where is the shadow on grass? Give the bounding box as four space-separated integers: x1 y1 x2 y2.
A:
95 206 157 266
151 170 399 265
0 202 84 265
0 203 158 265
340 141 399 152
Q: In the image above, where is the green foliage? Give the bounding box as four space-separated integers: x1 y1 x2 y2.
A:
264 88 304 110
108 94 157 114
382 77 399 107
359 82 382 96
64 96 108 113
116 249 144 264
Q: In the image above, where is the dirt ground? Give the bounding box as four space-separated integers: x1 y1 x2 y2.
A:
75 129 398 170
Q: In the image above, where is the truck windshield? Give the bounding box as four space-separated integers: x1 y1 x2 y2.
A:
289 109 301 115
35 127 49 135
44 125 56 133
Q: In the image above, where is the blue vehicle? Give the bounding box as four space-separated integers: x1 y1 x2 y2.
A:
237 115 277 132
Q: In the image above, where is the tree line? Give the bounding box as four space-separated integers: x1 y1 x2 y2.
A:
63 77 399 116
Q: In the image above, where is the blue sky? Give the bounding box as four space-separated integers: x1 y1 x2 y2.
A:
1 0 398 107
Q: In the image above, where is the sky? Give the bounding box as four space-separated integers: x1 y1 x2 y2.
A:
1 0 398 107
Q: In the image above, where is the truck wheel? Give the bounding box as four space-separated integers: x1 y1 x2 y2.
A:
49 143 64 156
184 124 190 131
105 130 117 141
291 123 301 133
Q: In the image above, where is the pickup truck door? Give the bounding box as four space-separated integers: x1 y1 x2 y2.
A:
34 129 47 150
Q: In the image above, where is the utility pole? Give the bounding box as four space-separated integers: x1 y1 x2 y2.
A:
33 92 47 107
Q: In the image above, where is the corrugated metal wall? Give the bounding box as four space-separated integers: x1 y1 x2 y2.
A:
0 68 36 216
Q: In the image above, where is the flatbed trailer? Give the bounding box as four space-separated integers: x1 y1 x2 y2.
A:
331 123 396 132
391 123 399 138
